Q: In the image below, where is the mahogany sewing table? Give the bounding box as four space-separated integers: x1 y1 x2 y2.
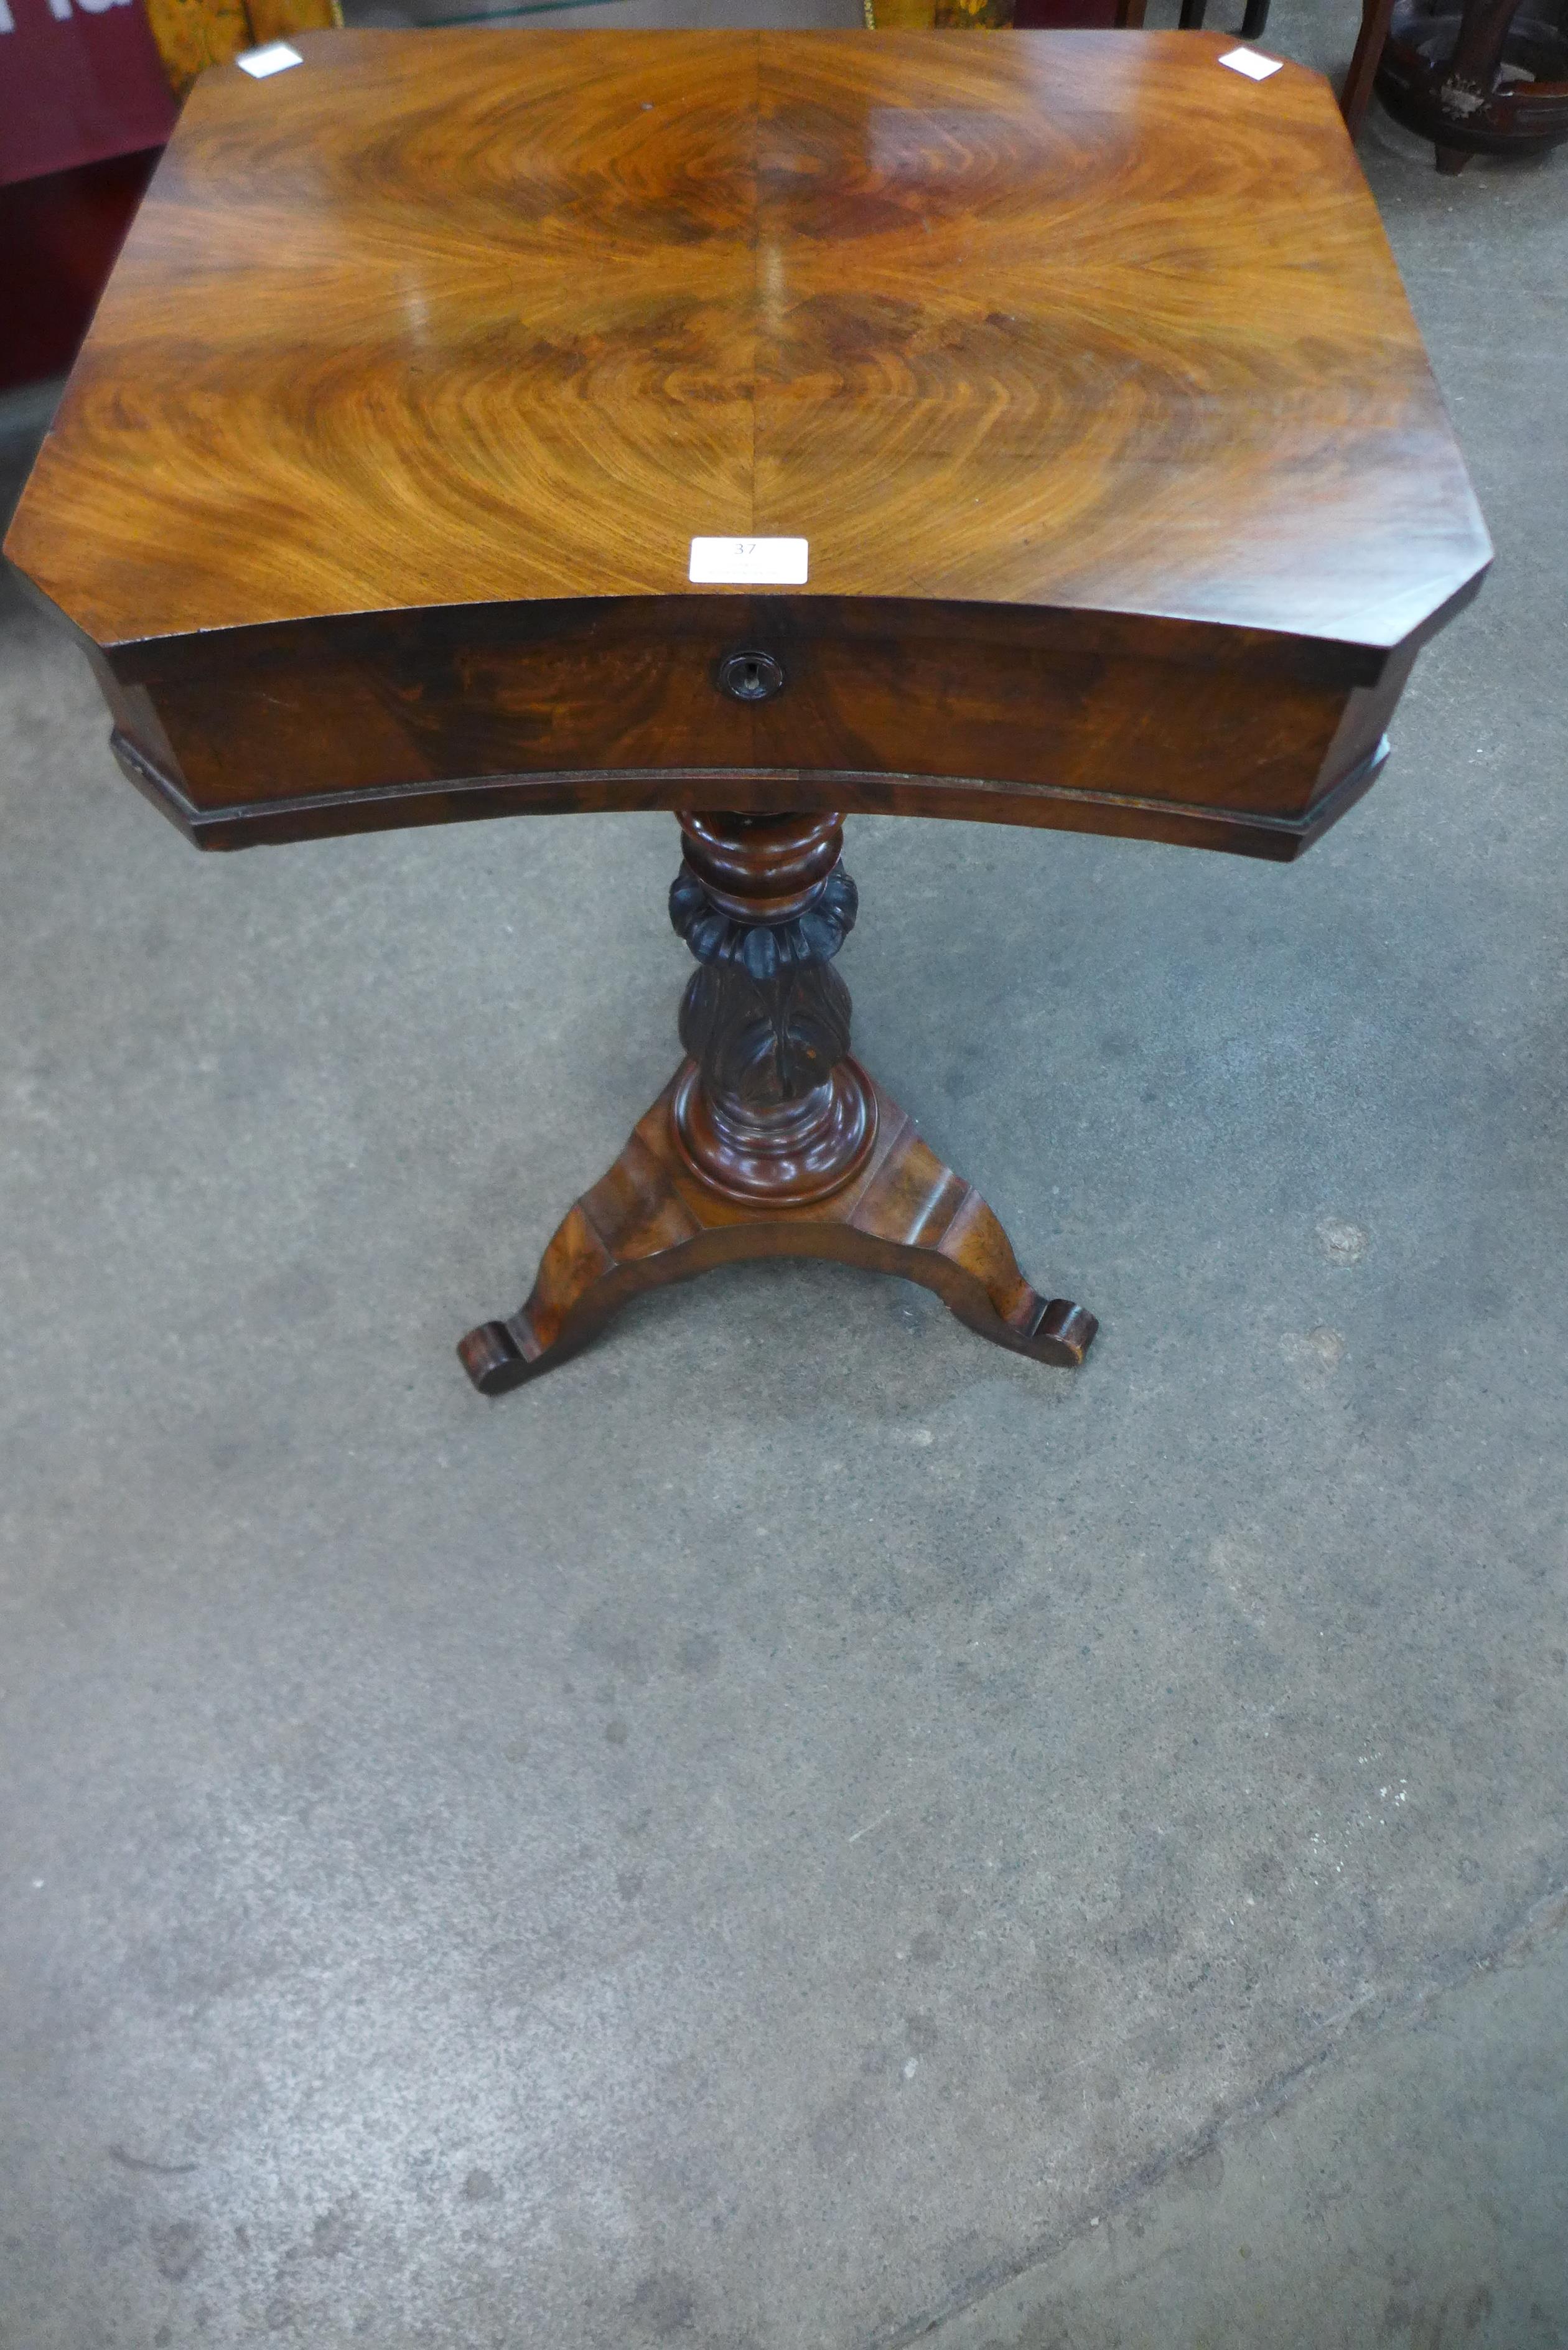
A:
4 28 1490 1392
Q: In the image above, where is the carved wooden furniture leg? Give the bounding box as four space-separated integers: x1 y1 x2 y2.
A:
459 812 1097 1395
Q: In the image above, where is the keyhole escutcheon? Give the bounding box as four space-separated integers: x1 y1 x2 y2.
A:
718 649 785 703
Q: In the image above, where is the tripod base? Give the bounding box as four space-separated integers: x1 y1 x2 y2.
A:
459 1062 1096 1393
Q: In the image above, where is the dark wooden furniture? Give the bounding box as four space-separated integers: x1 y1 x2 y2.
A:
866 1 1142 27
1342 0 1400 134
1015 2 1147 29
1343 0 1568 167
1178 0 1271 45
4 29 1490 1392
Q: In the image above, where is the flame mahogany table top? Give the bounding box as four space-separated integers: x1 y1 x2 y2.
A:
6 27 1490 858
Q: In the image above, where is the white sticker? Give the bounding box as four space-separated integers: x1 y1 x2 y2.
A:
689 536 808 586
237 40 303 76
1218 46 1283 78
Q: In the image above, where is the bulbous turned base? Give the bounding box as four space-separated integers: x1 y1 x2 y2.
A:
671 1055 877 1204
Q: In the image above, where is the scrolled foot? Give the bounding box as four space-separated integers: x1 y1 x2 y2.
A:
1023 1295 1099 1367
457 1317 536 1395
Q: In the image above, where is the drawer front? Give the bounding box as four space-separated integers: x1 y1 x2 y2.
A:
104 595 1396 860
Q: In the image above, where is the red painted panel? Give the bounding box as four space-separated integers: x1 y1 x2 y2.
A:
0 147 160 389
0 0 175 187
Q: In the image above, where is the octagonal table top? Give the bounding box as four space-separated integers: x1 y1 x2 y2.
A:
6 27 1488 658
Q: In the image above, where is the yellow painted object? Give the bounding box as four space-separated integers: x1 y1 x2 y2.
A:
866 0 1016 24
248 0 340 40
144 0 342 98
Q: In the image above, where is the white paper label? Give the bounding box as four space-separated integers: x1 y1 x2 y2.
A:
689 536 808 586
238 40 303 76
1218 47 1283 78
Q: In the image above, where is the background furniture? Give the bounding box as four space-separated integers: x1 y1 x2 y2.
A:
0 150 161 394
1178 0 1272 43
0 0 175 392
1343 0 1568 164
1342 0 1399 130
0 0 175 190
4 29 1490 1391
867 1 1146 27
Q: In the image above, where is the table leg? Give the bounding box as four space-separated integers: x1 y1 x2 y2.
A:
459 812 1097 1395
1429 0 1520 166
1341 0 1399 136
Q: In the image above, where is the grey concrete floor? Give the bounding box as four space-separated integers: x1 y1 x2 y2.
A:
925 1892 1568 2350
2 6 1566 2346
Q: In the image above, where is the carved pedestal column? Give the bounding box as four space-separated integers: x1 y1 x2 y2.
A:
458 812 1096 1394
668 809 873 1204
